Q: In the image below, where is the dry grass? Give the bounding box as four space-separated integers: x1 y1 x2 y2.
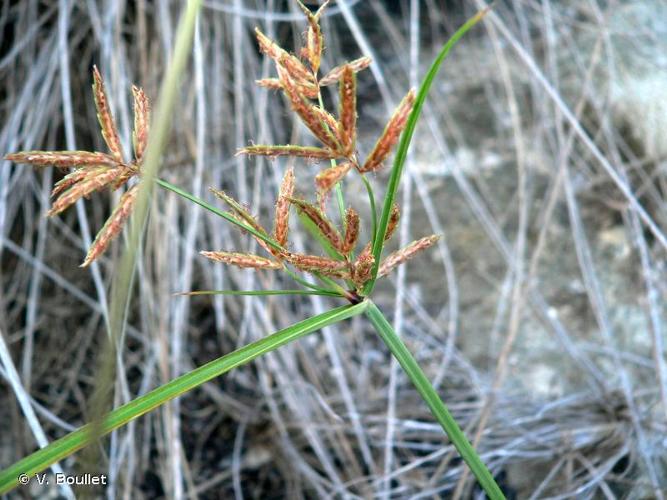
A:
1 1 666 498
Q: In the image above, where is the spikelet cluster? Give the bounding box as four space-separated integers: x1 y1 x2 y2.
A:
5 66 149 267
202 1 438 298
5 1 438 300
236 0 416 182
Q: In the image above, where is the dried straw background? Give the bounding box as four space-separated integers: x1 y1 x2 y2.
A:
1 1 666 498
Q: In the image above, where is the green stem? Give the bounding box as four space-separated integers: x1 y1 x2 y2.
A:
317 91 346 222
0 302 368 494
360 174 377 246
364 301 505 500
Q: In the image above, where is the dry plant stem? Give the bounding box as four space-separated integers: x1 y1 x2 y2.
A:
364 302 504 500
0 303 368 494
83 0 202 474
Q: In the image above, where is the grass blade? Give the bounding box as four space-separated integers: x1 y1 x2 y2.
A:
177 289 343 297
364 8 489 295
0 302 368 494
156 177 283 252
364 301 504 500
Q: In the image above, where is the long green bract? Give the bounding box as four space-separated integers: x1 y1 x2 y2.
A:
180 289 342 297
365 301 504 499
0 302 368 494
364 8 488 295
156 177 282 252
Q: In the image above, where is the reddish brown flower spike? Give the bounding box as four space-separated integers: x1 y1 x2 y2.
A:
255 28 315 93
4 151 116 169
282 252 348 278
289 197 343 252
315 161 352 198
81 184 139 267
47 167 123 217
92 66 124 163
319 56 372 87
378 234 440 278
238 144 334 160
200 251 282 270
210 188 276 256
312 106 341 141
256 78 282 91
384 203 400 242
296 0 329 73
339 65 357 155
352 252 375 288
274 168 294 246
277 63 341 152
342 207 360 254
51 169 90 198
360 89 416 173
132 85 150 163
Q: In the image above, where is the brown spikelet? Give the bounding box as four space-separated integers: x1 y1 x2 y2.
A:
319 56 372 86
296 0 329 73
132 85 150 163
256 78 283 91
92 66 124 163
276 63 342 152
339 65 357 155
315 161 352 198
81 184 139 267
110 164 140 191
360 89 416 173
311 105 344 149
210 188 275 255
255 28 314 88
51 169 89 198
378 234 440 278
384 203 400 241
352 251 375 288
283 252 347 276
312 106 340 136
257 76 318 99
358 241 372 261
5 151 117 169
342 207 360 254
210 188 262 230
289 197 343 251
48 167 123 217
273 167 294 246
200 251 282 270
238 145 334 160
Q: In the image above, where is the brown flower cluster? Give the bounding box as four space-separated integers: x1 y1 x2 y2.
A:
202 0 439 296
5 66 148 267
4 0 439 296
239 0 416 189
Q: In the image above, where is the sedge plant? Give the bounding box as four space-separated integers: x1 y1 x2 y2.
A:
0 2 502 497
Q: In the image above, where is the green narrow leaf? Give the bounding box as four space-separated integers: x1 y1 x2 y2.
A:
364 8 489 295
156 177 283 253
0 301 368 494
178 289 343 297
364 301 504 500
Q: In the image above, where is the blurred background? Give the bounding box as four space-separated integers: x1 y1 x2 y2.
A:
1 0 667 497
